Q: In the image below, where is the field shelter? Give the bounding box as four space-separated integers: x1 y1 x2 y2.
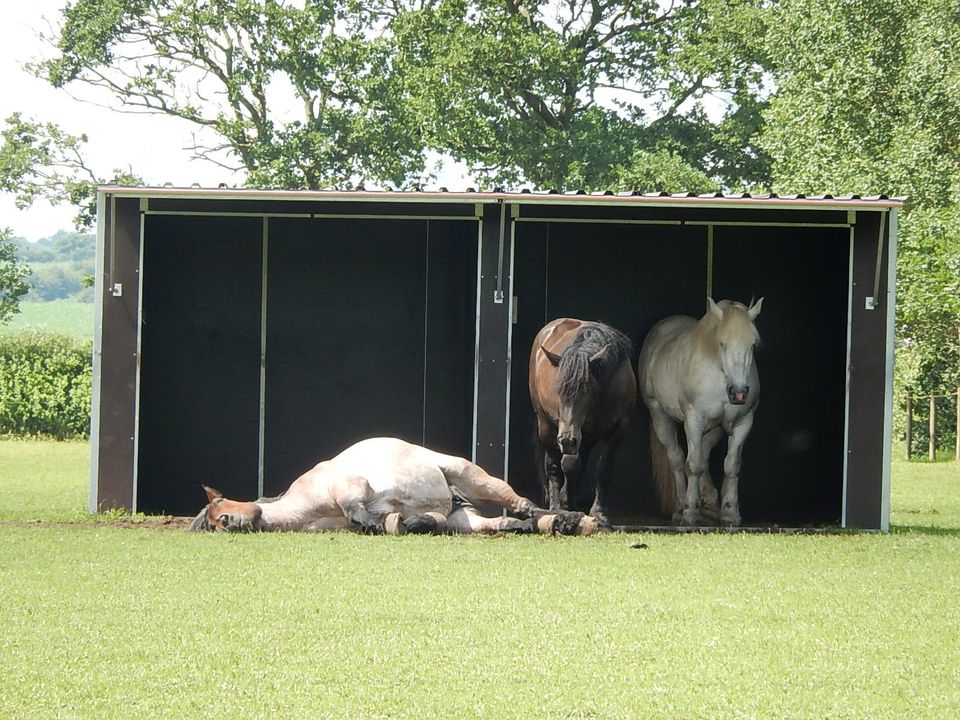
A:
89 187 901 530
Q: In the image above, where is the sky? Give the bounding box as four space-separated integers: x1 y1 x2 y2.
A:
0 2 249 241
0 1 469 243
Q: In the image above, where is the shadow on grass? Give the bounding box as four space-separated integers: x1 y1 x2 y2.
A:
889 524 960 537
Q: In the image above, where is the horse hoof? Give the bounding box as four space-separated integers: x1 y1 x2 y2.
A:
680 510 701 527
577 516 600 536
720 503 741 527
402 513 441 534
700 504 720 522
384 512 405 535
589 511 612 532
536 515 559 534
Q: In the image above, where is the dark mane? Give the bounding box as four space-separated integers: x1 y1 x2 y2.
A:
555 322 633 400
187 506 210 531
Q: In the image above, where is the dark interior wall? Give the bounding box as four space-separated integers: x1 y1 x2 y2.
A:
262 217 477 494
137 216 264 515
422 221 479 456
136 214 477 510
508 219 849 525
711 226 849 524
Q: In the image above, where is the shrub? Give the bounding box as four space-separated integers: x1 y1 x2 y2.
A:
0 331 92 438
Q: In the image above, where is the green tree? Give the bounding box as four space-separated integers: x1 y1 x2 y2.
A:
758 0 960 440
37 0 429 189
0 113 140 229
0 228 31 325
26 0 771 193
394 0 770 190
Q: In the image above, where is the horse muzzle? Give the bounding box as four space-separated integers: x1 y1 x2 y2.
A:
558 435 579 455
560 453 581 475
727 385 750 405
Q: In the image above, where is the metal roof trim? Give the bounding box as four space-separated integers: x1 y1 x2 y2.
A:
97 185 906 210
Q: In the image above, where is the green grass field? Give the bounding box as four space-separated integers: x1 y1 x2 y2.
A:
1 440 958 719
0 300 94 338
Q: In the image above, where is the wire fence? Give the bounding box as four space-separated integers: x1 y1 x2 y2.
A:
901 390 960 460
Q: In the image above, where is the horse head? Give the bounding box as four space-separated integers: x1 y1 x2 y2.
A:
188 485 263 532
541 342 612 457
708 297 763 405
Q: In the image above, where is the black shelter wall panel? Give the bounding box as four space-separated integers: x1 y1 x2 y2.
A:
137 215 263 515
422 221 478 457
263 218 476 493
509 222 707 519
711 226 849 524
264 218 425 491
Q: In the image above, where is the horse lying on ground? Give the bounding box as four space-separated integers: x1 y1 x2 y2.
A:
188 437 598 535
638 298 762 527
529 318 636 528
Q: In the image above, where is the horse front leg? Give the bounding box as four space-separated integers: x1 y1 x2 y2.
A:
720 411 755 527
589 428 625 529
650 409 688 523
681 414 708 526
544 445 567 511
333 475 387 533
698 427 725 523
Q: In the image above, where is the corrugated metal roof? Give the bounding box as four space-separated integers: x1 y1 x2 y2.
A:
98 184 906 209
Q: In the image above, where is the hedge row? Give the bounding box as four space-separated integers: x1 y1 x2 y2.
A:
0 332 92 439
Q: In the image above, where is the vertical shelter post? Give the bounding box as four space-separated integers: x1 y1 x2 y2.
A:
929 395 937 462
905 395 913 459
955 389 960 461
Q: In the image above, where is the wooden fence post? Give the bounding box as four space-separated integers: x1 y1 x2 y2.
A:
956 389 960 462
905 395 913 459
929 395 937 462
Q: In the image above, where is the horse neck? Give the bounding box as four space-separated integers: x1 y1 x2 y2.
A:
691 312 722 361
256 492 313 531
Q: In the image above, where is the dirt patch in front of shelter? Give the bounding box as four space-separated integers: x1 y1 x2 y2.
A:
1 515 194 530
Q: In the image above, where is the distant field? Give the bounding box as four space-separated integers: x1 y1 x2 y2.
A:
0 300 94 338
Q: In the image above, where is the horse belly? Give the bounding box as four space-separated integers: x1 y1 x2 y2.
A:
365 466 454 516
330 438 455 516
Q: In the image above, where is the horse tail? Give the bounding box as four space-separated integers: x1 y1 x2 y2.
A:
649 421 677 518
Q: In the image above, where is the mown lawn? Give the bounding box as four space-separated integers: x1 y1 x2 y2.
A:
1 439 958 719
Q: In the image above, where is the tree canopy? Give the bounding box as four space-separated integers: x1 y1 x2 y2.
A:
0 228 31 324
758 0 960 396
27 0 770 192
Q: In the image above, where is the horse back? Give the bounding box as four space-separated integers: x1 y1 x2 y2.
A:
638 315 699 407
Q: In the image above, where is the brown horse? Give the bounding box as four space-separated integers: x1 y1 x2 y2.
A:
188 437 598 535
529 318 637 527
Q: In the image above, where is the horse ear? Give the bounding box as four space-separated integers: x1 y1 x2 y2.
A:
707 297 723 319
748 297 764 320
203 485 223 503
588 344 610 371
540 345 562 367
